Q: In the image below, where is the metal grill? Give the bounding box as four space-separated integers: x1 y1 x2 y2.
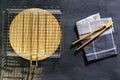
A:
1 8 62 80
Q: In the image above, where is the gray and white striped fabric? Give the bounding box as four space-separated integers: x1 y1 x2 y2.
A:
76 13 117 61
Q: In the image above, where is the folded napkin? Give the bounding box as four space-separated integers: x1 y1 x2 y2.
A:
76 13 117 61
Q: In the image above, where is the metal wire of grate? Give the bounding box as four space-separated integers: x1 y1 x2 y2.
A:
1 8 63 80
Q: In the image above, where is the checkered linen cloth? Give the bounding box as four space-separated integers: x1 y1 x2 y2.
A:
76 13 117 61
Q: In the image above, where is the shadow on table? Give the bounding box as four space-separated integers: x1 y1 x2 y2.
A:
0 56 59 80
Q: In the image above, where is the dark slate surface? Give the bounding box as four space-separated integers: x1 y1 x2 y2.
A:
0 0 120 80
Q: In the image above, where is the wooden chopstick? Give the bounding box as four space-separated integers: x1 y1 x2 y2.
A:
76 27 106 51
75 20 113 51
72 26 105 45
72 21 113 45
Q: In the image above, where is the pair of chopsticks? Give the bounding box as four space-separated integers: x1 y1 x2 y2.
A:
72 20 113 51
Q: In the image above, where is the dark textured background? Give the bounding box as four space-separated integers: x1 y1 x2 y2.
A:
0 0 120 80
